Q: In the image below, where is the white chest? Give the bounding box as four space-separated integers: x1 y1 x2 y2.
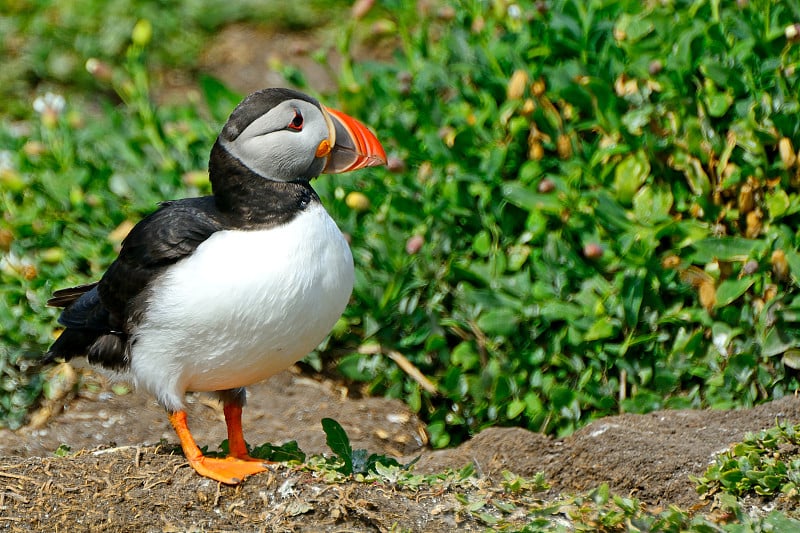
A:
130 202 354 399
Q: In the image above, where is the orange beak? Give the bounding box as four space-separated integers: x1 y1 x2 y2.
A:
322 106 387 173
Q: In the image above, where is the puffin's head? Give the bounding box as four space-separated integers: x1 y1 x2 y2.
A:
218 88 386 182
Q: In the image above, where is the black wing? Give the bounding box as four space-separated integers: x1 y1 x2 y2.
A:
46 196 225 367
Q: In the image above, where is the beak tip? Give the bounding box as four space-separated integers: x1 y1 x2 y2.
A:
363 140 387 168
370 153 388 168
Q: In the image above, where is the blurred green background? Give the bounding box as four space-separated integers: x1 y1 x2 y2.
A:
3 0 800 455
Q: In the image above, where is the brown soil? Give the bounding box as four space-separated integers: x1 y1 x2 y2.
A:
1 364 799 531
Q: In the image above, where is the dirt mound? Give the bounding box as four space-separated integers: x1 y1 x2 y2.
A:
1 368 799 531
416 395 800 506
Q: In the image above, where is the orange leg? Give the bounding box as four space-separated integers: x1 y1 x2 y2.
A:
223 403 269 462
168 410 268 484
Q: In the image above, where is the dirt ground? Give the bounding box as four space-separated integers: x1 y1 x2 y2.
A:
1 364 799 532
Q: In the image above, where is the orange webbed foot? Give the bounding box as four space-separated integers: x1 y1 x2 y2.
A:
186 455 270 485
169 409 270 485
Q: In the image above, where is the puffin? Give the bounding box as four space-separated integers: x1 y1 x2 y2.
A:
44 88 386 484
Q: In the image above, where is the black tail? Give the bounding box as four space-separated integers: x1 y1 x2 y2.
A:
45 282 129 369
47 282 99 307
45 281 102 362
43 329 101 363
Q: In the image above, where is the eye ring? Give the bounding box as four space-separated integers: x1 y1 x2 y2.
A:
288 110 304 131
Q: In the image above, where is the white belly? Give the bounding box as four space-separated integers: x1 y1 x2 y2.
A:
129 202 354 411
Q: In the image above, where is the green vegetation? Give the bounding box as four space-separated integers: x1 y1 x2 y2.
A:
3 1 800 520
319 416 414 476
695 421 800 504
319 0 800 447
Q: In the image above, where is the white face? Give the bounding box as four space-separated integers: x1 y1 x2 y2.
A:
220 99 331 182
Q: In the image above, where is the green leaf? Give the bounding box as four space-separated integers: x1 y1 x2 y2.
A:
550 386 576 410
250 440 306 463
593 191 634 232
321 418 353 475
451 341 480 370
632 185 673 224
766 190 791 220
715 277 755 308
689 237 763 263
784 249 800 284
613 150 650 205
337 353 375 381
539 301 584 322
621 270 645 328
621 106 654 135
502 182 562 214
720 468 744 485
762 327 797 358
669 150 711 196
473 231 492 256
764 511 800 529
506 399 526 419
614 13 654 43
53 444 71 457
507 245 531 272
477 308 519 336
584 317 618 341
730 118 766 156
783 349 800 370
365 453 402 475
593 483 611 505
705 90 733 117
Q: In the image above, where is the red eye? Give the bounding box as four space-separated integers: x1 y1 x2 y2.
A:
288 110 303 131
